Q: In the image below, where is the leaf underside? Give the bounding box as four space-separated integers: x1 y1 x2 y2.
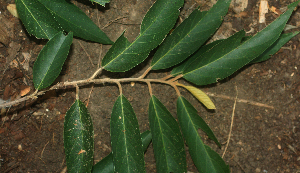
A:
149 95 187 173
151 0 231 70
16 0 62 39
64 100 94 173
177 97 229 173
182 1 299 86
102 0 184 72
110 95 145 173
33 31 73 90
38 0 113 44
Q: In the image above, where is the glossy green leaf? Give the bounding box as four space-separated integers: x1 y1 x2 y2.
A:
38 0 113 44
183 1 299 86
177 96 228 173
251 31 300 63
150 0 231 70
92 130 152 173
102 0 184 72
90 0 110 6
171 39 223 76
148 95 186 173
110 95 145 173
64 100 94 173
182 30 245 85
33 31 73 89
15 0 61 39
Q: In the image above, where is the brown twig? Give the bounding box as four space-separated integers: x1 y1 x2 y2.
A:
41 141 50 158
147 81 152 96
85 84 94 107
77 41 95 67
167 74 183 83
102 16 127 29
89 67 103 80
138 66 152 79
205 92 274 109
222 86 238 158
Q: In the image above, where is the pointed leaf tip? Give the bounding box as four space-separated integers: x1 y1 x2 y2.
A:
183 0 299 86
178 84 216 109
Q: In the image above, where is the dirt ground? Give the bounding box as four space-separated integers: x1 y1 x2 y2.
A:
0 0 300 172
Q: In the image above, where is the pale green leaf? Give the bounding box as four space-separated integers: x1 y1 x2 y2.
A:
178 84 215 109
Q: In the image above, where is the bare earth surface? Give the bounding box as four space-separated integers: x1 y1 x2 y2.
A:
0 0 300 172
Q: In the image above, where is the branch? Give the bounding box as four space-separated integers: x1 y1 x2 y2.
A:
0 76 179 108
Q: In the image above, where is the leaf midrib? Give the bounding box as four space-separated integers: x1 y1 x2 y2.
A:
103 3 172 68
41 1 97 37
151 98 171 172
36 35 66 89
151 10 210 68
20 0 49 38
179 97 217 172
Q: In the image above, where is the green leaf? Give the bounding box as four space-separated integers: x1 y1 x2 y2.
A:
177 96 228 173
15 0 62 39
183 1 299 86
150 0 231 70
110 95 145 173
182 30 245 85
92 130 152 173
102 0 184 72
90 0 110 6
148 95 186 173
251 31 300 63
171 39 223 76
64 100 94 173
33 31 73 90
38 0 113 44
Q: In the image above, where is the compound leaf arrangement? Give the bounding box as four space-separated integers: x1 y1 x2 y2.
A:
8 0 299 172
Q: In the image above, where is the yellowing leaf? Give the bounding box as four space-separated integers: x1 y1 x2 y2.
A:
7 4 19 18
179 84 216 109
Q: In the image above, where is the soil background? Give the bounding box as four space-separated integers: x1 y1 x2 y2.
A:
0 0 300 172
